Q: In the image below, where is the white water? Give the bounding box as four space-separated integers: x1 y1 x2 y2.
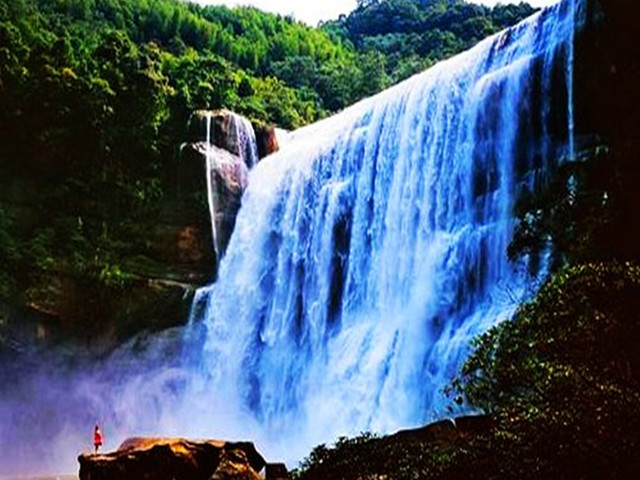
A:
232 113 260 170
205 113 221 261
182 0 580 464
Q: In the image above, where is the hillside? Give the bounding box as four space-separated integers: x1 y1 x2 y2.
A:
322 0 535 84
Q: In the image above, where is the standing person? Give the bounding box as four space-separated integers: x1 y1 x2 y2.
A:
93 424 103 453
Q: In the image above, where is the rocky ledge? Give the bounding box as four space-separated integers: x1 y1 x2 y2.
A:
78 437 267 480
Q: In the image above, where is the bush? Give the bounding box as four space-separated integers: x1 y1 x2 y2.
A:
457 262 640 478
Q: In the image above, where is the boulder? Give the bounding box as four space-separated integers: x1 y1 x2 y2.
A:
211 449 262 480
254 123 280 158
78 437 265 480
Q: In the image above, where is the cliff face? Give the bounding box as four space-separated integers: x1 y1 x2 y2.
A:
0 111 279 354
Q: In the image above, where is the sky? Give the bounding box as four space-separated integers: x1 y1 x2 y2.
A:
192 0 560 27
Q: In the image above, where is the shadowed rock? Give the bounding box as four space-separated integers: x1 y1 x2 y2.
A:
386 415 496 446
211 449 263 480
265 463 289 480
254 123 281 159
78 437 265 480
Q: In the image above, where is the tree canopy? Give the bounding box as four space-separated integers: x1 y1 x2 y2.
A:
322 0 535 83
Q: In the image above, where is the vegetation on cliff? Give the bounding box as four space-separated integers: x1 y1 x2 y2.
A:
322 0 535 85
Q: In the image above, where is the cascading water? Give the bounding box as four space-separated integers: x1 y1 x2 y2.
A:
183 0 582 462
231 113 260 170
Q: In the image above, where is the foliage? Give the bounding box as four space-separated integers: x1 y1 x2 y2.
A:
292 431 468 480
0 0 328 304
455 262 640 478
323 0 535 83
0 205 20 298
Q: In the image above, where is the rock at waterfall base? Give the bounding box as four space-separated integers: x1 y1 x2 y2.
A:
78 437 265 480
211 449 262 480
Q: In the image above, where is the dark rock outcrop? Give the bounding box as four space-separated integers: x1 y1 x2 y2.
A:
0 272 197 355
181 141 249 262
254 123 281 159
78 437 265 480
385 415 496 447
265 463 289 480
0 158 212 352
573 0 640 261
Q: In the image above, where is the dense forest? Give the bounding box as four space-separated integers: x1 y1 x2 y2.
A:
322 0 534 85
0 0 534 312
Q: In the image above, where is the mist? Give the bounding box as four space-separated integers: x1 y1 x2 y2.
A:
0 327 189 476
0 318 308 478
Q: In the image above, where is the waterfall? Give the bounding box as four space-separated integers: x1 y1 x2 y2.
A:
182 0 580 461
0 3 590 476
205 113 221 261
231 113 260 170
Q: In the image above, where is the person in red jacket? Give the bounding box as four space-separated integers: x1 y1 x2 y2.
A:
93 424 103 453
